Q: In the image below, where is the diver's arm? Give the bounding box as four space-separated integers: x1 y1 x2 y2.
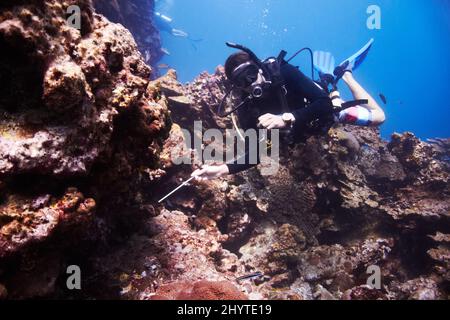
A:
191 152 258 178
342 72 385 125
226 112 292 174
191 138 259 178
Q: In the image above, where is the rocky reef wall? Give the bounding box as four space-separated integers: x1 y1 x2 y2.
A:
0 0 170 298
93 0 163 71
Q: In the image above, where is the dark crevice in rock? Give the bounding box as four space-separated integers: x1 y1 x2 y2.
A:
0 38 45 113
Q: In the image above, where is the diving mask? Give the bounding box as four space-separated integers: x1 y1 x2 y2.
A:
231 62 260 89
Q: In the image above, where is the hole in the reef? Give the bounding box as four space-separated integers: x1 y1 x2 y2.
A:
0 214 14 228
0 37 45 113
393 218 450 278
5 173 65 197
216 212 229 235
394 234 434 278
3 171 98 201
439 280 450 296
218 212 257 258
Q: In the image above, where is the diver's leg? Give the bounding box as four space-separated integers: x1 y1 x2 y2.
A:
342 72 385 125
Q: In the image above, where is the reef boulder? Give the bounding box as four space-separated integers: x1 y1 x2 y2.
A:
0 0 170 298
93 0 163 70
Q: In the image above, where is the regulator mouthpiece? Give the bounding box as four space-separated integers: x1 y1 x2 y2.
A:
251 85 263 98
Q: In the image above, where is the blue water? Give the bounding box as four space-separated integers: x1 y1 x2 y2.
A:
156 0 450 140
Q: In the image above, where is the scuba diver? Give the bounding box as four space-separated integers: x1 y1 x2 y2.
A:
192 40 385 181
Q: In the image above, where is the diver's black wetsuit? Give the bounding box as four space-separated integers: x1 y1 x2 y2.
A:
226 62 333 174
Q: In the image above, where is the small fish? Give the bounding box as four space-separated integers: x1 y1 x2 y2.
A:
161 47 171 56
157 63 170 69
379 93 387 105
236 271 264 282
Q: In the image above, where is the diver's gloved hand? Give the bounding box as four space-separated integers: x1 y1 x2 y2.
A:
257 113 294 130
191 164 230 181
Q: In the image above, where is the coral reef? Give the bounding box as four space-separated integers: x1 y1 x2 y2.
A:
0 0 449 301
151 68 449 300
93 0 162 70
0 0 169 299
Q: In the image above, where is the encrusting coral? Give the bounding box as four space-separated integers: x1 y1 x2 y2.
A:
0 0 169 298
